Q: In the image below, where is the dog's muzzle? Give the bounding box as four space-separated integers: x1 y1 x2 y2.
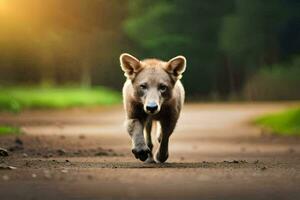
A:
145 101 159 114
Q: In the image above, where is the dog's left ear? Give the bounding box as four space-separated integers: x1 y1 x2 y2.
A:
165 56 186 80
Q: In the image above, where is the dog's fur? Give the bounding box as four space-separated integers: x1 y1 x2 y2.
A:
120 53 186 163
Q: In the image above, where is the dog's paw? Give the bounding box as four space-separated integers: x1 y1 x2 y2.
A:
144 155 155 164
155 152 169 163
132 147 151 162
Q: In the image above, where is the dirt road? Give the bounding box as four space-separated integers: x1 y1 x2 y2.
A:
0 103 299 200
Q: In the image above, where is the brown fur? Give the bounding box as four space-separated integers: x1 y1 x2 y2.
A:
120 53 186 163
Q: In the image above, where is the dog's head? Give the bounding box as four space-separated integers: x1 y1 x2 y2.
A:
120 53 186 115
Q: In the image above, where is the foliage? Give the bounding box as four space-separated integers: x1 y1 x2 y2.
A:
0 0 128 88
255 107 300 136
124 0 300 98
0 86 121 112
124 0 234 95
0 0 299 99
0 125 20 136
244 56 300 100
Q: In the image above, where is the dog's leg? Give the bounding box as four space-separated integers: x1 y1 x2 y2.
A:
156 122 162 143
145 119 153 151
155 118 177 163
144 120 155 163
126 119 150 161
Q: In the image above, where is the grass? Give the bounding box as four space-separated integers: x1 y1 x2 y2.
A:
0 125 20 136
0 86 121 112
255 107 300 136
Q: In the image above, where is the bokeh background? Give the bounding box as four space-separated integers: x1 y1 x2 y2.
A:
0 0 299 108
0 2 300 198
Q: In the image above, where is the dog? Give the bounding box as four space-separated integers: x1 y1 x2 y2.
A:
120 53 186 163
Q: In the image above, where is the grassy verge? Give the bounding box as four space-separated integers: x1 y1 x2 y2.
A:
0 86 121 112
0 125 21 136
255 107 300 136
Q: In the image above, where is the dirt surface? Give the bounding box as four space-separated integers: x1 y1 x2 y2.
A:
0 103 300 200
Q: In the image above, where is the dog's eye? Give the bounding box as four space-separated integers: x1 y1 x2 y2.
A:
139 84 147 90
159 85 167 92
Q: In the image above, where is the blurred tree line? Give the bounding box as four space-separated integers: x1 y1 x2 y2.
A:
0 0 130 88
0 0 299 100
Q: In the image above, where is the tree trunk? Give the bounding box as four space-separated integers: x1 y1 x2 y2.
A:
81 64 91 88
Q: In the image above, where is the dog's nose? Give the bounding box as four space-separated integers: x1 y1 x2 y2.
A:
146 102 158 113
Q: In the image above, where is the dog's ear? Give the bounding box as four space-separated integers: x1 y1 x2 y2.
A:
120 53 142 79
165 55 186 80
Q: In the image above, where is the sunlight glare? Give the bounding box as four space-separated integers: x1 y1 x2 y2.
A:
0 0 10 14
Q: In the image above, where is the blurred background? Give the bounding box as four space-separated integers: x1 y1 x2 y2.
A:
1 1 300 198
0 0 299 111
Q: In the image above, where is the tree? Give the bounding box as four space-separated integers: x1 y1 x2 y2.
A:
219 0 299 96
124 0 233 96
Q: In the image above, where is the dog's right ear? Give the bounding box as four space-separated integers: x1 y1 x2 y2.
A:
120 53 142 79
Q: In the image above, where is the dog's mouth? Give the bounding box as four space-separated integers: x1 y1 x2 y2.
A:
144 109 160 115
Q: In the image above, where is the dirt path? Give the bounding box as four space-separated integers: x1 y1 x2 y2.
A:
0 103 300 200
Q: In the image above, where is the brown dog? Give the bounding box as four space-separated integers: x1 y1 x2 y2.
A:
120 53 186 163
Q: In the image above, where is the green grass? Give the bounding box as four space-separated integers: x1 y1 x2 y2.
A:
0 86 121 112
255 107 300 136
0 125 20 136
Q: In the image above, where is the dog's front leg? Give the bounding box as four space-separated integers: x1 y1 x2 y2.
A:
126 119 150 161
155 118 177 163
